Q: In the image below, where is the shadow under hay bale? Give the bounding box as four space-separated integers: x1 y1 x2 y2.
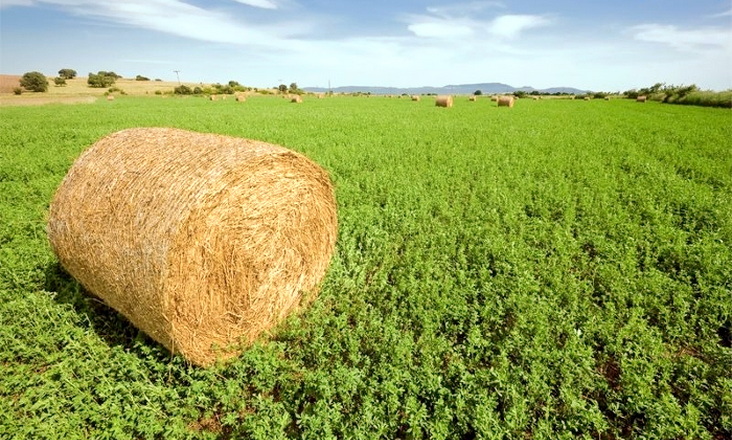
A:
47 128 338 367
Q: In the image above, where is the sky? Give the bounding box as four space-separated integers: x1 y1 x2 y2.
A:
1 0 731 91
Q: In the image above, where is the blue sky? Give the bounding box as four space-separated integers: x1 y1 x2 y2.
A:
1 0 730 91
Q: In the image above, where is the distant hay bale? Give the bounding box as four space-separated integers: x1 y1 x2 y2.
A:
435 95 453 108
532 96 539 101
637 96 647 102
490 96 499 102
605 97 610 101
411 95 421 102
291 95 303 103
469 96 477 102
106 95 115 101
47 127 338 367
497 96 514 108
209 95 218 101
236 95 246 102
584 96 591 101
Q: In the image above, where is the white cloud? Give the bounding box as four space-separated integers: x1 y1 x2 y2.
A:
632 24 732 51
230 0 277 10
488 15 550 39
408 21 474 38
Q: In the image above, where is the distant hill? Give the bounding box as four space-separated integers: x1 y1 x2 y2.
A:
304 82 590 95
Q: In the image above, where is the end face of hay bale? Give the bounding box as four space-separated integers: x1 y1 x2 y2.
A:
497 96 514 108
47 128 338 366
637 95 647 102
435 95 453 108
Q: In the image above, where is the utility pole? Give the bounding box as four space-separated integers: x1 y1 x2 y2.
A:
173 70 181 85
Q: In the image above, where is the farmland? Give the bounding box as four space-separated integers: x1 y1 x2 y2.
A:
1 95 731 439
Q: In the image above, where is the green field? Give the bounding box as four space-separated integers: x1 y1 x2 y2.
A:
1 96 731 439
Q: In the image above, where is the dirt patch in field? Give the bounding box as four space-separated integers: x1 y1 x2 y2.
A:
0 95 97 106
0 75 21 93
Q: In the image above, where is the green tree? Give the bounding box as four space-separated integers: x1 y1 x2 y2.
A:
278 84 288 93
54 77 67 86
58 68 77 79
20 71 48 92
135 75 150 81
474 90 483 96
289 82 298 93
87 72 116 88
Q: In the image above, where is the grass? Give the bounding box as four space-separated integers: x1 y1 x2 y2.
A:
1 95 731 439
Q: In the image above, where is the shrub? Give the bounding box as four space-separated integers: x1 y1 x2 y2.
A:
13 87 22 95
174 85 192 95
54 77 67 87
20 71 49 92
193 86 203 95
135 75 150 81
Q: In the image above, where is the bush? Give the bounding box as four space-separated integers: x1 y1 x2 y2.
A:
174 85 192 95
135 75 150 81
13 87 22 95
20 71 49 92
58 69 77 80
54 77 67 87
192 86 203 95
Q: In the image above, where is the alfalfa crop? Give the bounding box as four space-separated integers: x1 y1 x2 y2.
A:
435 95 453 108
47 127 338 367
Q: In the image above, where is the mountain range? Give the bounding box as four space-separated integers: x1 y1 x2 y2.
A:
304 82 591 95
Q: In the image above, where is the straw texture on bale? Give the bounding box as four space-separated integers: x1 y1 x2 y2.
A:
47 128 338 367
637 96 647 102
435 95 453 108
497 96 514 108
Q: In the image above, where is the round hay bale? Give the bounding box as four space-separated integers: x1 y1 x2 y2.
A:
468 96 477 102
209 95 218 101
637 95 647 102
497 96 514 108
583 96 591 101
490 96 499 102
411 95 421 102
47 127 338 367
291 95 303 103
236 95 246 102
106 95 115 101
532 96 539 101
435 95 453 108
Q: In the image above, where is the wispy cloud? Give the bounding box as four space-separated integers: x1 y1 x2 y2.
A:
9 0 305 48
230 0 278 10
426 1 505 18
488 15 551 39
711 8 732 17
632 23 732 51
0 0 34 8
407 20 474 39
